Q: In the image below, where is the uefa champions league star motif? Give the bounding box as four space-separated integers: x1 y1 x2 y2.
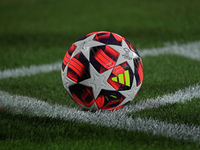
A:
72 34 105 60
80 64 115 99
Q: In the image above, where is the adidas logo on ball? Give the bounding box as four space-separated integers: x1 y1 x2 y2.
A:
111 70 130 87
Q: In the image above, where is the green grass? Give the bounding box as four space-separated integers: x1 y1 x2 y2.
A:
0 111 199 150
1 0 200 69
131 97 200 126
0 55 200 149
1 0 200 149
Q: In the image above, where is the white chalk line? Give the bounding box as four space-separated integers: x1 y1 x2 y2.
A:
0 84 200 143
125 84 200 113
0 61 61 80
140 41 200 61
0 41 200 80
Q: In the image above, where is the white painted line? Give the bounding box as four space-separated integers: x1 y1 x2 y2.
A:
0 61 61 80
0 41 200 80
124 84 200 113
140 41 200 61
1 84 200 143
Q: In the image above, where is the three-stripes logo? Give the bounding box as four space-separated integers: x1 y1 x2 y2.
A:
111 70 130 87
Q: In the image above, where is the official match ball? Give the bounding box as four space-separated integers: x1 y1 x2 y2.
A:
61 31 143 111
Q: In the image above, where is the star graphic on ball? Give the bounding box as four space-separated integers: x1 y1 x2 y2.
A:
108 39 139 68
80 64 115 99
72 34 105 60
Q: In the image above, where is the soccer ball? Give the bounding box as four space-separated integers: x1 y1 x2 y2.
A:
61 31 143 111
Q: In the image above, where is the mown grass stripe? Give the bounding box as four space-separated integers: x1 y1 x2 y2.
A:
0 41 200 80
1 84 200 143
